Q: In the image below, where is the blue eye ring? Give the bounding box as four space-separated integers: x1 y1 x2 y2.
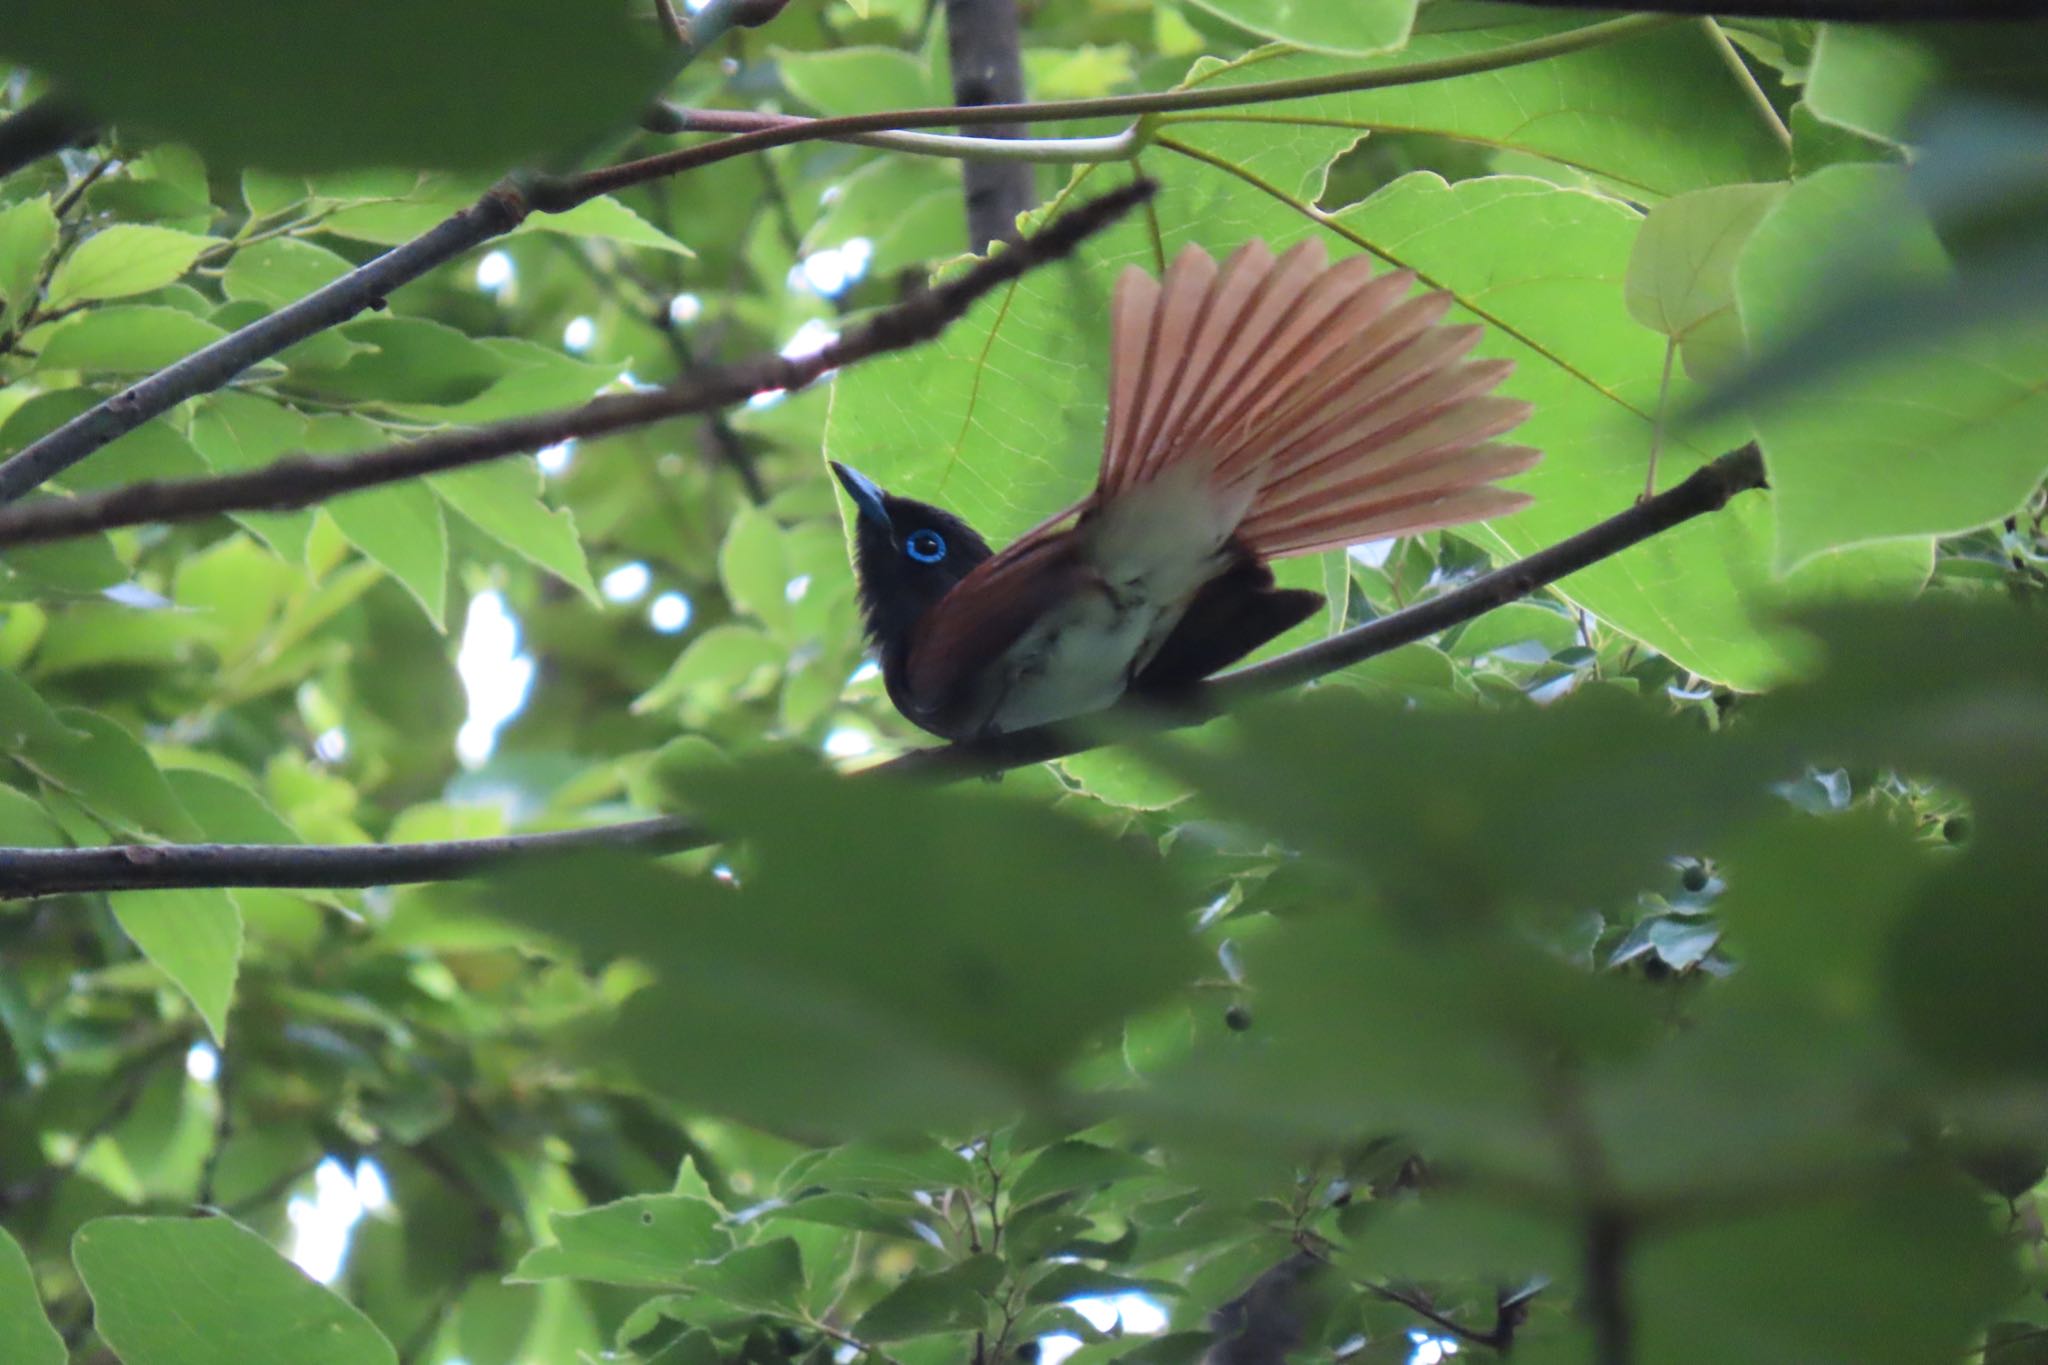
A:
905 529 947 564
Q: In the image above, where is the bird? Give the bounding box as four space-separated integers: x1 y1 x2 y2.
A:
833 237 1539 742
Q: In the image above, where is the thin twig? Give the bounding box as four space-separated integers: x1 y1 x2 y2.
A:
0 446 1766 899
0 179 1154 547
1361 1281 1520 1354
1698 18 1792 151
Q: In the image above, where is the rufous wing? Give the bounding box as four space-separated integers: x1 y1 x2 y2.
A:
1097 240 1538 560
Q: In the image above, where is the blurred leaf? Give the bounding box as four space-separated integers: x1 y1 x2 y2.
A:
18 708 200 840
1635 1176 2014 1365
1 0 665 172
1139 688 1767 912
0 1226 62 1365
799 1139 976 1194
634 624 785 714
1734 164 2048 570
45 226 215 306
0 784 67 847
511 1195 731 1288
485 757 1201 1133
1803 23 2048 145
74 1216 396 1364
1182 0 1414 55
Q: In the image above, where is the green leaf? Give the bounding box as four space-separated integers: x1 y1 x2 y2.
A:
45 226 216 306
1635 1177 2013 1365
306 414 448 628
1008 1140 1157 1205
511 196 692 256
188 392 316 562
684 1238 806 1313
0 1226 63 1365
484 757 1202 1134
1140 688 1768 913
854 1259 997 1342
1804 23 2047 146
312 316 509 405
3 0 665 173
0 667 82 753
1735 163 2048 570
221 237 355 307
1625 184 1785 383
73 1216 397 1365
0 784 67 847
109 889 243 1044
17 708 200 840
1025 1264 1181 1305
0 195 58 330
510 1195 732 1288
33 305 227 372
775 46 944 116
798 1139 977 1194
1182 0 1414 55
428 458 599 601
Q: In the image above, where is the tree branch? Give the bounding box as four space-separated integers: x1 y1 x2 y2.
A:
0 179 1153 548
944 0 1038 250
0 445 1766 899
0 189 527 502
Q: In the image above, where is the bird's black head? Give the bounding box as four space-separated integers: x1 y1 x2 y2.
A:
831 462 992 655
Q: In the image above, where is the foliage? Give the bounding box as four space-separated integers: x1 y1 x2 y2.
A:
2 3 2047 1365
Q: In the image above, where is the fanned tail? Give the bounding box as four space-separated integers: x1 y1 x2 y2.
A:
1097 240 1538 559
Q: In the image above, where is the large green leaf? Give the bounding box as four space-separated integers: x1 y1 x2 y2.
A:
0 1226 62 1365
1735 163 2048 570
0 0 665 172
72 1216 396 1365
1625 183 1785 383
16 708 199 840
485 757 1202 1133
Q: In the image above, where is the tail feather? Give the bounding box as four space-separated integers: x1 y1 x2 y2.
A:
1095 240 1536 560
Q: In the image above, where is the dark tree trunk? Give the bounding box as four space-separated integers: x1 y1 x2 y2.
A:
943 0 1037 252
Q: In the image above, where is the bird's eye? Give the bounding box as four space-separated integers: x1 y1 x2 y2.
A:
904 529 947 564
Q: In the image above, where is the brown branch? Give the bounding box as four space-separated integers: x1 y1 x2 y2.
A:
0 446 1767 899
0 180 1156 548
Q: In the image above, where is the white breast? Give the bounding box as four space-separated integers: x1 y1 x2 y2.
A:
984 463 1243 733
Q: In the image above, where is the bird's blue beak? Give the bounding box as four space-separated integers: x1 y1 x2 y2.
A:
830 461 894 532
